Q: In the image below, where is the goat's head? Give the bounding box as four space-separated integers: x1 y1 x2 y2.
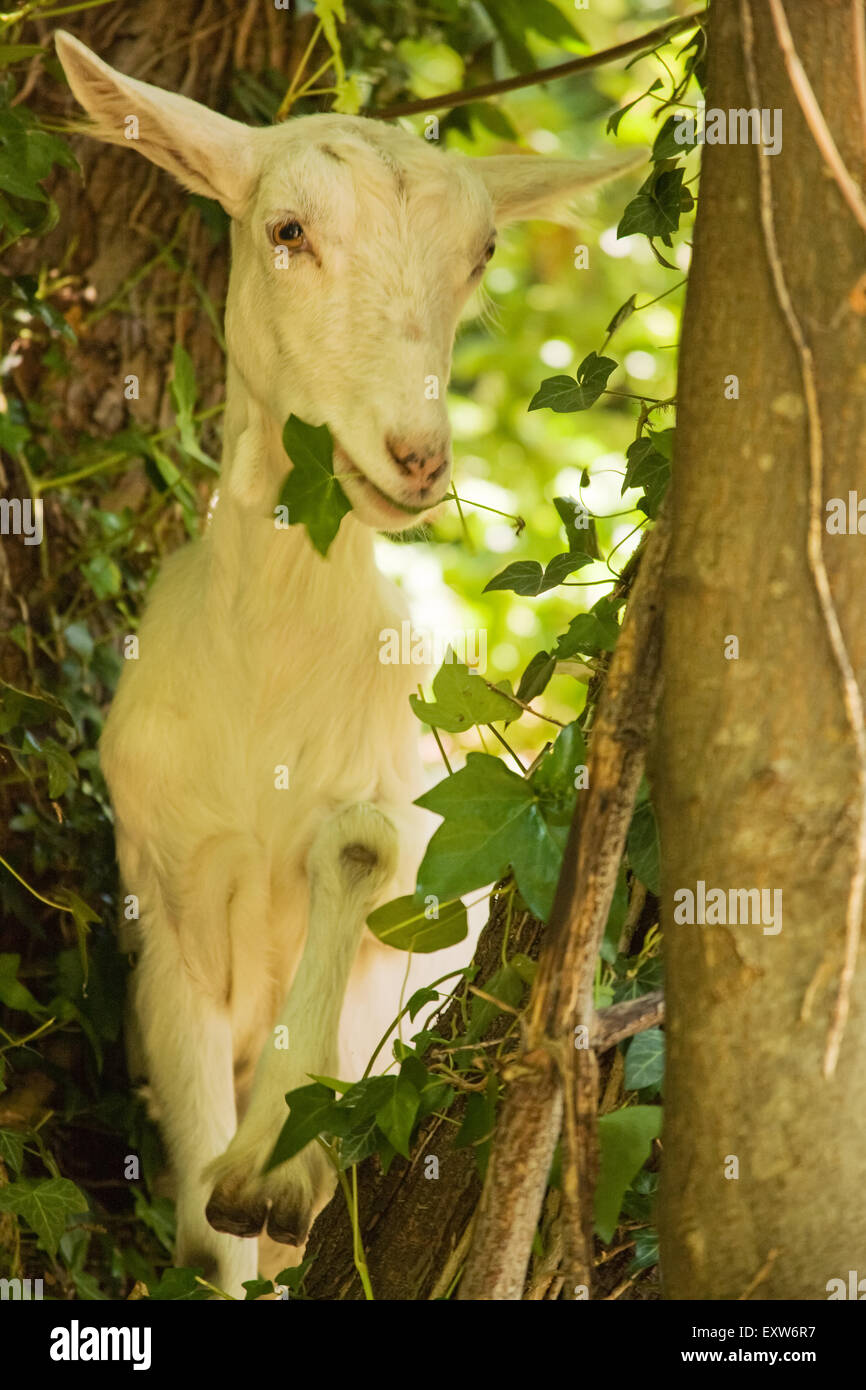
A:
56 31 637 531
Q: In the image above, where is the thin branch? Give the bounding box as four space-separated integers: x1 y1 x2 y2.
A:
592 990 664 1051
480 679 566 728
486 723 527 773
368 9 706 119
458 505 671 1300
767 0 866 234
742 0 866 1078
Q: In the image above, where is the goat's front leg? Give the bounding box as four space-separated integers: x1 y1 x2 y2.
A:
204 802 399 1245
130 935 259 1297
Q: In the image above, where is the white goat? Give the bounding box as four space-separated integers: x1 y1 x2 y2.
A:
56 30 632 1296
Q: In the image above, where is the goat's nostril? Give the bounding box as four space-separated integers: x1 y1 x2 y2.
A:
386 437 450 488
387 439 417 471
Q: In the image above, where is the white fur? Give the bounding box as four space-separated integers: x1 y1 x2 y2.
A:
55 29 634 1295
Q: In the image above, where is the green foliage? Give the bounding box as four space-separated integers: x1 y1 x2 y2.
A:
366 893 468 952
627 788 661 895
278 415 352 556
0 1177 88 1257
529 351 619 414
618 164 695 247
623 428 672 519
595 1106 662 1244
484 551 594 596
409 653 516 731
0 0 699 1299
624 1027 665 1092
416 748 573 921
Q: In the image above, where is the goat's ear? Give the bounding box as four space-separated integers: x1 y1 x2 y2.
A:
475 152 644 225
55 30 256 218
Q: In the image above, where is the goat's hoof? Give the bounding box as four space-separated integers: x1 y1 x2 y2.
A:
204 1191 268 1239
203 1141 333 1246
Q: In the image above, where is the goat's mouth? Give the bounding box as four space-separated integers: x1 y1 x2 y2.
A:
333 443 448 527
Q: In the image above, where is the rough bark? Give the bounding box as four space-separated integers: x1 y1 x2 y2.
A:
654 0 866 1300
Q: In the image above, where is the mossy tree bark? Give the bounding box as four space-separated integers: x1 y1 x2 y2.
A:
654 0 866 1300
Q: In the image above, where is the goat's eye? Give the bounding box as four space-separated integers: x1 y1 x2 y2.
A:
471 239 496 278
271 219 306 249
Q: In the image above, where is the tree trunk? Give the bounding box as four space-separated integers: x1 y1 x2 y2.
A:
655 0 866 1299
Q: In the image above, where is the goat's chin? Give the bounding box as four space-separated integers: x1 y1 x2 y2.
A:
336 459 442 533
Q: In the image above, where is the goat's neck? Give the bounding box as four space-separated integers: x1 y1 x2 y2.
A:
206 366 386 639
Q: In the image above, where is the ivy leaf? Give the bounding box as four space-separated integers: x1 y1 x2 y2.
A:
652 112 698 163
553 495 596 554
554 599 620 659
132 1190 174 1254
624 1027 665 1092
331 1076 397 1169
602 293 638 348
484 553 593 597
530 720 586 815
409 653 515 732
461 962 526 1049
279 415 352 557
0 1128 24 1174
454 1074 498 1150
540 552 595 590
366 894 468 953
627 796 661 895
483 560 545 596
617 167 694 245
54 889 99 991
416 753 564 921
0 1177 87 1256
374 1066 421 1159
243 1277 275 1300
407 986 440 1021
606 79 662 136
265 1082 339 1170
330 1076 395 1133
0 677 68 734
40 736 78 798
516 650 556 703
622 433 671 520
455 1074 499 1176
630 1226 660 1274
613 954 664 1005
145 1267 211 1301
594 1107 661 1243
0 953 45 1016
647 240 678 270
529 352 618 413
